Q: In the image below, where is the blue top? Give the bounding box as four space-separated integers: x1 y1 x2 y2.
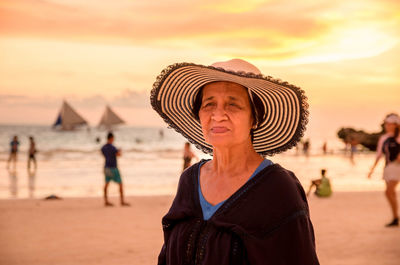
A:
101 143 118 168
10 140 19 153
198 159 273 220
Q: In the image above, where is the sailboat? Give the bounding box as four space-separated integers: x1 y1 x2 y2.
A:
53 100 88 130
98 105 125 129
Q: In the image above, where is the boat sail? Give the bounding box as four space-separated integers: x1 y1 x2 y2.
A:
53 101 88 130
98 105 125 129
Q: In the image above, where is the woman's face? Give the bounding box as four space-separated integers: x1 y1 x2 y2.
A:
384 122 397 133
198 81 253 149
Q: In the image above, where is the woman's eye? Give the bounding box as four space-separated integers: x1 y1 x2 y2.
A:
228 103 241 109
203 102 215 108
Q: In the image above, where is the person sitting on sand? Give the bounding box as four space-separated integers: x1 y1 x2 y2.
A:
101 132 129 207
307 169 332 197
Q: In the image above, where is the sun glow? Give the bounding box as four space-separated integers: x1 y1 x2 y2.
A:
0 0 399 126
202 0 269 13
287 27 398 65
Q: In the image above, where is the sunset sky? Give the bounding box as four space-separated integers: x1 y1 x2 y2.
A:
0 0 399 137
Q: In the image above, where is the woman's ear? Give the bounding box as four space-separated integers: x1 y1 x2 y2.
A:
251 115 258 129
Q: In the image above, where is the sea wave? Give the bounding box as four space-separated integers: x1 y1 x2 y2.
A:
0 147 183 159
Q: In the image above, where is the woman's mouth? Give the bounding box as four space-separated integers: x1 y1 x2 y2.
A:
211 127 229 133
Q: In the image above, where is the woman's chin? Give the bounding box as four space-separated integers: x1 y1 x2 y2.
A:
206 137 240 150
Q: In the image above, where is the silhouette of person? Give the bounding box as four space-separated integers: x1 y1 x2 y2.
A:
349 137 358 164
28 136 37 170
183 142 198 171
7 135 19 170
368 113 400 227
307 169 332 197
303 139 310 156
322 141 327 154
101 132 130 207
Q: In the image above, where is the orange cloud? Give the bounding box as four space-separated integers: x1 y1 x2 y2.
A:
0 0 326 45
1 0 399 65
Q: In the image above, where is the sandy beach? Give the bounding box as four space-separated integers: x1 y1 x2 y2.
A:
1 191 399 265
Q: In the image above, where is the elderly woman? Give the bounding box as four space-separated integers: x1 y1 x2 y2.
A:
368 113 400 227
151 59 319 264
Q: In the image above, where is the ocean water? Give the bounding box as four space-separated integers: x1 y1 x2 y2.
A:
0 125 387 199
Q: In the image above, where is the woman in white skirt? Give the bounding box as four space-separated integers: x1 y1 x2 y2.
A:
368 113 400 227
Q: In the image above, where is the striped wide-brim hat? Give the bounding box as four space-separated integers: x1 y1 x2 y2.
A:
150 59 308 156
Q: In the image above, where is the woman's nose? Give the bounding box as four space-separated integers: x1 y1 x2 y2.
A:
211 106 227 121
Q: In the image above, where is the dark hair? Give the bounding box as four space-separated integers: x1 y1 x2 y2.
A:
192 88 203 121
107 132 114 140
192 85 265 141
29 136 34 140
321 169 326 176
250 93 265 129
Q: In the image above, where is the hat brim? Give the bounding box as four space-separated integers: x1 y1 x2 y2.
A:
151 63 308 156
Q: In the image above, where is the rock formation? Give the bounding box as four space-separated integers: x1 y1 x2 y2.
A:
337 126 384 151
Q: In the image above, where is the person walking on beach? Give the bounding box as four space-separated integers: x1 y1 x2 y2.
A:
368 113 400 227
7 135 19 170
349 137 358 164
101 132 129 207
151 58 319 264
322 141 327 154
182 142 198 171
307 169 332 197
28 136 37 170
303 139 310 156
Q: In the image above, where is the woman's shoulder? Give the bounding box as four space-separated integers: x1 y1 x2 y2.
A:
163 160 208 222
178 159 209 187
382 135 400 147
215 164 309 235
254 164 307 206
182 159 208 173
380 133 392 143
259 164 301 187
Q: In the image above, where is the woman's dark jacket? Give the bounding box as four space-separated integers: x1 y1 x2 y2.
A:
158 161 320 265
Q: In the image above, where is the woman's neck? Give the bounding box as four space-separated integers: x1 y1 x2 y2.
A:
210 142 263 178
